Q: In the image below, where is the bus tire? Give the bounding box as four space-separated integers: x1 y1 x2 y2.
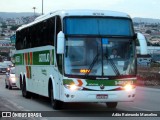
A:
106 102 118 108
20 75 22 90
22 79 31 98
50 84 63 110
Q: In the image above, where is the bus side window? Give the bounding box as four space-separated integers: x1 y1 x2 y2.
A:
34 22 42 47
43 20 47 46
23 37 27 49
26 28 31 48
22 29 27 49
28 26 34 48
48 18 55 46
31 26 35 47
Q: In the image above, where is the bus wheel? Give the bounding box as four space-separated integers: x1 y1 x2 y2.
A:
22 79 31 98
20 76 22 90
50 85 63 110
106 102 118 108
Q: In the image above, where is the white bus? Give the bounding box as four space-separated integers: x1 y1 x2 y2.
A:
15 10 137 109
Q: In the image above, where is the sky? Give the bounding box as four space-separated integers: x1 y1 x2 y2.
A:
0 0 160 19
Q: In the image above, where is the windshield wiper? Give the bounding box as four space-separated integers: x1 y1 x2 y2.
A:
85 53 100 76
106 56 120 76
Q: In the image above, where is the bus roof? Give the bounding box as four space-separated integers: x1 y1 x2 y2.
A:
17 9 131 31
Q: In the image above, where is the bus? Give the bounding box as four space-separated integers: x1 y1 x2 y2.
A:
15 10 137 109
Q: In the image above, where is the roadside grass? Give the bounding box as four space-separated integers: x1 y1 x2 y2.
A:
137 64 160 87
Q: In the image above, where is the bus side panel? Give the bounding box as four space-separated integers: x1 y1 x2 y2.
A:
15 46 58 98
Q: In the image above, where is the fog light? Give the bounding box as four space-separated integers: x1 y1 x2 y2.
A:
71 95 75 98
132 94 135 97
65 94 70 98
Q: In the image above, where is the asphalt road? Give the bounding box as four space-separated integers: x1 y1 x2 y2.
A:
0 74 160 120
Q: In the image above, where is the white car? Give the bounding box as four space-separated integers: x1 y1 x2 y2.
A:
5 67 17 89
0 62 8 74
3 61 13 67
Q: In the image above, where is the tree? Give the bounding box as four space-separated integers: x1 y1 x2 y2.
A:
10 25 20 31
1 33 5 36
145 30 152 34
1 22 7 28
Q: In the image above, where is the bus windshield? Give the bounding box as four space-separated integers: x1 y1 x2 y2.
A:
64 17 134 36
64 37 136 77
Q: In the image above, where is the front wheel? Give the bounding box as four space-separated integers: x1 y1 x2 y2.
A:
106 102 118 108
50 85 63 110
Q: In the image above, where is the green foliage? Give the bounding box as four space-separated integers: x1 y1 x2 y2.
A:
0 52 9 57
150 62 160 67
10 25 20 30
0 33 5 36
145 30 151 34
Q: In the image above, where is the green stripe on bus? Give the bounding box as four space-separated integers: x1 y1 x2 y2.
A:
15 49 54 65
63 79 136 86
15 54 24 65
86 79 136 86
33 50 54 65
63 79 75 85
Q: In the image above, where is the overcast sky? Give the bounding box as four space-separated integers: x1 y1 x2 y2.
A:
0 0 160 19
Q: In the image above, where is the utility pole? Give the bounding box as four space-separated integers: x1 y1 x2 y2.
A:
42 0 44 15
33 7 36 17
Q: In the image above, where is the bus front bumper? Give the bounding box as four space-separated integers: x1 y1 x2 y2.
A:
61 88 136 103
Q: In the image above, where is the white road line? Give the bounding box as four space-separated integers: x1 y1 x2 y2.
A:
132 107 152 111
6 99 30 111
4 99 48 120
6 100 18 107
4 104 15 111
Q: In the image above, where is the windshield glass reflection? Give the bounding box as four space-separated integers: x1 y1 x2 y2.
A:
64 37 135 77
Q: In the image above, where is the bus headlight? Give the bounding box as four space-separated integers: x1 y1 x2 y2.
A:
124 84 133 91
64 84 82 91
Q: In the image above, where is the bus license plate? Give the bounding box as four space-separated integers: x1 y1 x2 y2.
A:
96 94 108 99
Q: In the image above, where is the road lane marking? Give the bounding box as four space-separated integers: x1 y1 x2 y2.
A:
6 99 30 111
132 107 152 111
4 104 15 111
4 99 48 120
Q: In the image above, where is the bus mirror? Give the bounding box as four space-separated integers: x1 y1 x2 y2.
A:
137 32 147 55
133 33 137 39
57 31 65 54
